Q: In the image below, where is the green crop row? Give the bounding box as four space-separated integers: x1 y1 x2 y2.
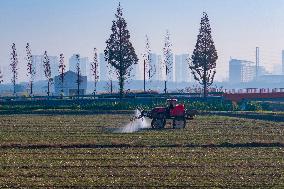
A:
0 99 265 112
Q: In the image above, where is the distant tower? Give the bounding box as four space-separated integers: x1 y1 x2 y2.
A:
255 47 259 79
282 50 284 75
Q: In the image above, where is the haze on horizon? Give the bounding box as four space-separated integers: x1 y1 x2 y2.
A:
1 0 284 83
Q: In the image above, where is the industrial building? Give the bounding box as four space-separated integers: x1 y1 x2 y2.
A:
54 71 87 96
229 59 256 83
175 54 191 83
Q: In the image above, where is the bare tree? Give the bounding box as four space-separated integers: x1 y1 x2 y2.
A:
143 35 150 92
58 53 66 97
142 35 156 92
10 43 18 96
189 12 218 98
75 54 82 98
91 48 99 96
146 38 156 83
43 51 53 96
162 30 173 94
104 3 138 97
26 43 35 96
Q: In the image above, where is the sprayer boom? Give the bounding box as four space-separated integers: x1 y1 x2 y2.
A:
130 110 148 121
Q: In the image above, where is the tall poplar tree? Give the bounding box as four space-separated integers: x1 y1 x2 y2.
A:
143 35 155 92
43 51 52 96
104 3 138 97
189 12 218 98
91 48 99 95
75 54 82 97
58 53 66 96
10 43 18 96
26 43 35 96
162 30 173 94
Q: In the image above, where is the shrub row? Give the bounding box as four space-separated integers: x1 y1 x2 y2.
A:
0 98 265 112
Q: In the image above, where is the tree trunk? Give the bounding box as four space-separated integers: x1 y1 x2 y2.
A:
143 60 146 92
30 81 33 96
203 82 207 98
47 81 50 97
119 75 124 98
61 76 64 97
77 72 80 98
94 81 97 97
164 80 167 94
110 80 113 94
13 75 16 96
119 25 123 98
203 64 207 98
13 84 16 96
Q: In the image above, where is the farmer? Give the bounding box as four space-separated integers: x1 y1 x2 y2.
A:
166 99 177 117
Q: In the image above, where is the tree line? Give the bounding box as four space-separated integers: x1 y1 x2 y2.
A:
2 3 217 98
105 3 217 97
4 44 99 98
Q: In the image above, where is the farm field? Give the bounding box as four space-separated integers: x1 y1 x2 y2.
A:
0 114 284 187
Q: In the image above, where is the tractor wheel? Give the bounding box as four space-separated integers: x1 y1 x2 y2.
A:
173 117 186 129
151 119 166 129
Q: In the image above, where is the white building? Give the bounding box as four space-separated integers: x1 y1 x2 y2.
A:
141 53 165 81
175 54 191 83
158 55 166 81
99 53 107 81
164 53 175 82
32 55 45 81
151 53 166 81
69 54 88 77
229 59 256 83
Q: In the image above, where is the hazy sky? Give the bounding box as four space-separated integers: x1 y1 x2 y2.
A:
1 0 284 83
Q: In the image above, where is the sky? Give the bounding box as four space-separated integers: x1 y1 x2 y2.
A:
1 0 284 83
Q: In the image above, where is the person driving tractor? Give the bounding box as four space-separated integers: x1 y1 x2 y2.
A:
166 99 177 117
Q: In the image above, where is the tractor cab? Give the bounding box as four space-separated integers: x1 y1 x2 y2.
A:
167 99 177 109
166 99 185 117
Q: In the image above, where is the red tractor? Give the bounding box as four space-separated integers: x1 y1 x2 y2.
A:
136 99 197 129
